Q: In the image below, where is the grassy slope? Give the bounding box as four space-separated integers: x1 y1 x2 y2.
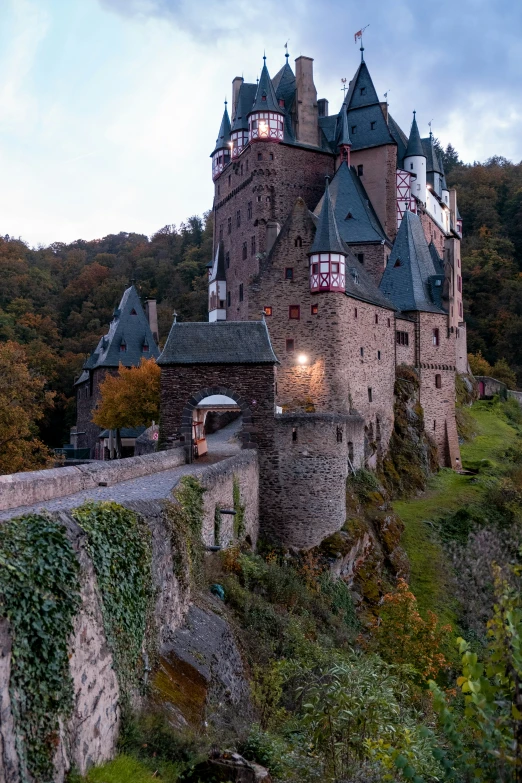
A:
394 401 518 626
83 755 159 782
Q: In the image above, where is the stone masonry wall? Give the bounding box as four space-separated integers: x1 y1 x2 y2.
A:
395 317 416 367
347 242 390 286
260 413 364 549
248 198 396 455
76 368 115 455
417 311 461 467
213 140 335 321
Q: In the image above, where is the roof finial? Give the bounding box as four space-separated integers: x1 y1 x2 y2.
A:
354 25 369 62
224 97 228 107
428 119 433 138
360 43 364 62
325 175 330 187
173 310 178 324
413 109 416 118
263 50 266 63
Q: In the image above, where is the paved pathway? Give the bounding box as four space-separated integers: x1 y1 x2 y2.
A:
0 419 242 521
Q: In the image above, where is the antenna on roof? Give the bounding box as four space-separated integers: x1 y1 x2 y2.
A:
341 77 347 97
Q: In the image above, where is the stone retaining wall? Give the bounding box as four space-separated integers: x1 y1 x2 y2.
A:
0 447 185 512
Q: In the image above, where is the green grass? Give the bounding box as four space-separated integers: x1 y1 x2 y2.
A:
84 755 161 782
394 400 520 627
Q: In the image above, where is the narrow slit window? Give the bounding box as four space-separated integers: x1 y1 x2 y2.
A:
368 387 373 402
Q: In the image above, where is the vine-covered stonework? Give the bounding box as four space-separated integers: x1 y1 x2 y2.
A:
165 476 206 588
72 502 154 709
0 514 80 783
233 476 246 540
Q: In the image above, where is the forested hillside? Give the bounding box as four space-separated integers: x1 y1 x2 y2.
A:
0 216 212 447
1 154 521 451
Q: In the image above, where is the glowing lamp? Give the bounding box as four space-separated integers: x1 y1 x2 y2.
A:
297 354 308 365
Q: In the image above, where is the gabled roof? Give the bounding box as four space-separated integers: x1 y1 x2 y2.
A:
379 210 446 314
405 112 425 158
272 60 296 106
249 60 281 115
345 104 395 150
231 83 257 132
158 321 279 365
210 243 226 282
314 162 387 244
428 241 444 275
309 179 345 255
343 61 380 110
344 250 396 309
83 286 160 371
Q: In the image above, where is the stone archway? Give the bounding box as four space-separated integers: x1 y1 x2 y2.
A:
180 386 254 461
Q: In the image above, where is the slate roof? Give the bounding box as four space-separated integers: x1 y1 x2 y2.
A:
231 82 257 132
405 113 425 158
158 321 279 365
309 179 345 254
250 61 281 115
210 243 226 282
272 60 296 106
388 114 408 168
313 162 387 244
343 250 396 309
343 61 380 110
99 426 146 439
336 105 351 147
83 286 160 371
379 210 446 314
429 241 444 275
422 136 443 174
212 104 231 154
345 104 395 151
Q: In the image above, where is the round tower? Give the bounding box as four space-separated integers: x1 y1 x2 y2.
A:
211 100 231 180
308 178 347 292
404 111 427 205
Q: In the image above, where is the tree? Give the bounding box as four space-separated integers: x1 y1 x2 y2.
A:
492 358 518 390
469 351 493 376
92 358 161 457
0 341 54 474
364 579 452 682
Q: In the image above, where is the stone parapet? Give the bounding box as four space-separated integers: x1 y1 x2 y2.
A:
0 447 185 512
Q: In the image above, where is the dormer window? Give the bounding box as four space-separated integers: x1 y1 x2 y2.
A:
279 99 284 108
357 164 364 177
370 121 376 130
360 87 366 96
394 258 401 267
262 92 267 101
142 342 149 352
120 341 127 352
346 212 353 220
351 125 357 134
350 269 360 285
130 308 137 315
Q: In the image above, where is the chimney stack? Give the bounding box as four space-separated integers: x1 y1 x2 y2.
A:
232 76 243 117
295 56 318 146
145 300 159 345
317 98 329 118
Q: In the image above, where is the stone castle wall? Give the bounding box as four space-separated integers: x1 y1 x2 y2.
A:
75 368 115 454
350 144 398 241
347 241 390 286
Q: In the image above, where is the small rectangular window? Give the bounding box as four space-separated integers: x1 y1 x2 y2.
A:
289 305 300 320
351 125 357 134
357 164 364 176
375 313 378 324
336 425 343 443
354 307 358 318
247 201 252 219
264 306 272 316
370 121 376 130
433 328 440 346
257 152 263 161
377 350 381 360
227 217 231 234
435 374 442 389
285 267 294 280
236 210 241 227
242 242 247 260
311 303 318 315
368 387 373 402
225 251 230 268
286 338 295 352
292 427 298 442
227 291 231 307
239 284 243 302
269 152 274 160
360 87 366 96
251 235 256 255
357 253 364 265
312 263 319 274
360 347 364 357
396 330 409 346
410 163 414 170
387 318 391 327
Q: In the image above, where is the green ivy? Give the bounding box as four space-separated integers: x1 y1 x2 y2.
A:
72 502 153 708
166 476 206 587
233 476 246 540
214 505 222 546
0 514 80 783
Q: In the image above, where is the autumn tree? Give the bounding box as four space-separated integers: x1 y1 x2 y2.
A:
469 351 493 376
0 341 55 474
364 579 452 682
92 358 161 457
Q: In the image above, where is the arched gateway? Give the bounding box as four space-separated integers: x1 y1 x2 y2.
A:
158 321 278 461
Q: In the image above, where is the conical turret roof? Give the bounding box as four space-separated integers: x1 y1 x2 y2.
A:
405 112 425 158
309 179 346 255
212 103 231 154
249 59 282 114
336 106 351 148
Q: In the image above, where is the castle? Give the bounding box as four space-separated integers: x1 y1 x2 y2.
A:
158 47 468 547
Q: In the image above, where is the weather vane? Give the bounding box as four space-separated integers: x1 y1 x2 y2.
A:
341 77 347 96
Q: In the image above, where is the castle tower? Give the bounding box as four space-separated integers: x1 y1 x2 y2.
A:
211 101 231 180
247 57 285 143
404 111 426 204
208 243 227 321
309 178 347 292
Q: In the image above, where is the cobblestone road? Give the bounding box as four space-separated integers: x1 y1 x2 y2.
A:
0 419 242 521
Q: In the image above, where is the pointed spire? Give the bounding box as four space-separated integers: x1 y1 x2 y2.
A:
212 101 231 154
249 57 282 114
336 107 351 148
310 178 346 255
405 110 425 158
360 43 364 62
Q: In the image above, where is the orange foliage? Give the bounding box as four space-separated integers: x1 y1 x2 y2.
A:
92 357 160 431
363 579 452 680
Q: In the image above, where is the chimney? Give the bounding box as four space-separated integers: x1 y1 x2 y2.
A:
232 76 243 117
145 300 159 345
317 98 329 118
295 56 318 146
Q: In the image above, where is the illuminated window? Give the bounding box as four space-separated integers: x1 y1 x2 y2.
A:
264 306 272 316
289 305 300 320
311 303 318 315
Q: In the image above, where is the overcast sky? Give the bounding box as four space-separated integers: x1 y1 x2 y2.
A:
0 0 521 246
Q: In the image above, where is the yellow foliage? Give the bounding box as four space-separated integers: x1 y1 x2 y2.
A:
468 351 492 377
92 358 160 431
0 341 54 474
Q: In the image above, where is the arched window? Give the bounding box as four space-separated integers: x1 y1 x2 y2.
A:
295 236 302 248
435 374 442 389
